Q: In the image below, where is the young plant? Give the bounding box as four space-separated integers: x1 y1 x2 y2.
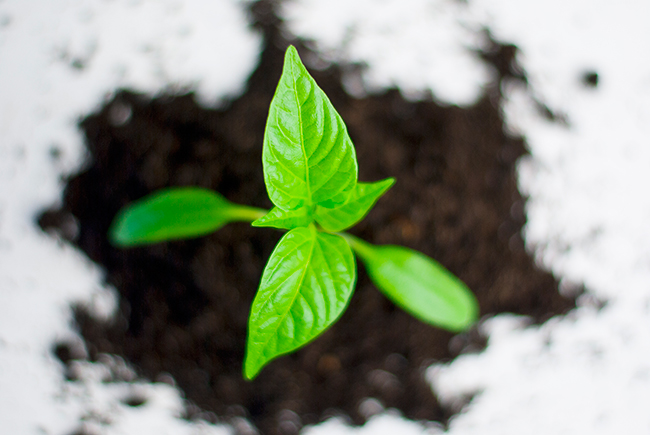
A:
110 46 479 380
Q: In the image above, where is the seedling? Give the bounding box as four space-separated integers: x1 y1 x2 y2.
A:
110 46 479 380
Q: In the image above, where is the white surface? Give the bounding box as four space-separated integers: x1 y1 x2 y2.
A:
2 0 650 434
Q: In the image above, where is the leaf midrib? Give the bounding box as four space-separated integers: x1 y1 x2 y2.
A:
259 228 316 357
292 58 312 207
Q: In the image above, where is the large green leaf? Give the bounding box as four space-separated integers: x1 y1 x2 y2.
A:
344 234 478 332
244 226 356 379
109 187 266 247
315 178 395 232
262 45 358 211
251 205 313 230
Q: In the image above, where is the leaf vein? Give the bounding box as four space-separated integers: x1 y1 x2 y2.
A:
307 115 338 167
314 238 334 322
292 60 311 204
311 143 348 195
256 230 316 358
267 139 305 183
258 238 312 298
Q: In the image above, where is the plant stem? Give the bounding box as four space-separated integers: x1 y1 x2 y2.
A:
230 206 268 222
337 232 376 260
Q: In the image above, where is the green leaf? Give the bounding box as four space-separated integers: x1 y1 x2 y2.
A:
244 226 356 379
262 45 358 211
315 178 395 232
344 234 478 332
252 206 313 230
109 187 266 247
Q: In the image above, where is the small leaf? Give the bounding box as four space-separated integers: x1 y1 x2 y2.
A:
315 178 395 232
244 226 355 379
109 187 266 247
262 45 358 211
345 235 478 332
252 206 313 230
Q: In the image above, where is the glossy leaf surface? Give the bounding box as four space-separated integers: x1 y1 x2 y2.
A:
346 235 478 332
252 206 313 230
109 187 265 246
245 226 355 379
263 45 358 211
315 178 395 232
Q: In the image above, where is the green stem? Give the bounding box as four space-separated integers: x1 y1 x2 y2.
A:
229 205 268 222
337 232 376 260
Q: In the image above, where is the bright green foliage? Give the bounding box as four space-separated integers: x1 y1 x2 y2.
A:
252 206 312 230
109 187 265 246
109 45 479 381
244 225 355 379
262 45 358 211
314 178 395 232
343 234 478 332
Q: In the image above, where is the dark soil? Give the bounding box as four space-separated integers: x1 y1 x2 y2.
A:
40 2 574 434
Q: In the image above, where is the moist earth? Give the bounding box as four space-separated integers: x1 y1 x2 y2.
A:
40 2 574 434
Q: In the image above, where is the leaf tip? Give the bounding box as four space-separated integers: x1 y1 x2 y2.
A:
438 286 480 332
243 363 259 381
377 177 396 195
463 296 481 329
108 211 135 247
283 45 308 77
283 45 300 70
285 44 299 59
243 349 266 381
